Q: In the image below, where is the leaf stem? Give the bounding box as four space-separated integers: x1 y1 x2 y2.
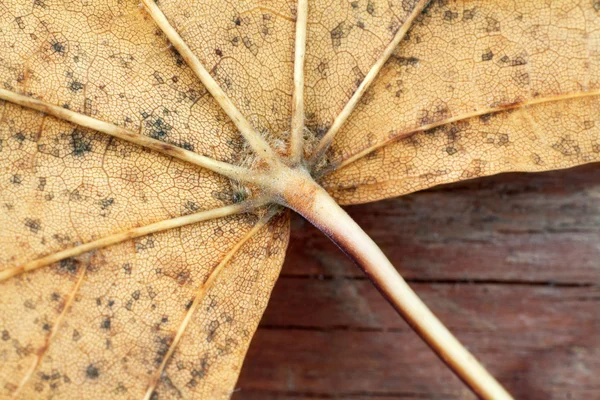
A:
308 0 430 165
141 0 281 167
279 170 514 400
289 0 308 164
0 199 264 282
0 88 259 183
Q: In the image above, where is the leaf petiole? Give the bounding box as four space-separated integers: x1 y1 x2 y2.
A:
277 168 514 400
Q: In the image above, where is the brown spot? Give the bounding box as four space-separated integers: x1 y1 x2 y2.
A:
481 50 494 61
445 146 458 155
444 10 458 21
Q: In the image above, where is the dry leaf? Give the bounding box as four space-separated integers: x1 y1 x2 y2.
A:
0 0 598 399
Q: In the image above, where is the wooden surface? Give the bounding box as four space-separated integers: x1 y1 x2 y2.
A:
233 165 600 400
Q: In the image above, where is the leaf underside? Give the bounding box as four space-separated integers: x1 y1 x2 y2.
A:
0 0 598 399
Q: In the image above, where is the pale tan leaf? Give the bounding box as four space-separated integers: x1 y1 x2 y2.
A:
0 0 290 398
1 0 598 398
156 0 296 135
321 0 600 204
304 0 425 134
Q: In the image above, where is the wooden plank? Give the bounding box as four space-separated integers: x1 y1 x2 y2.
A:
283 165 600 283
235 280 600 399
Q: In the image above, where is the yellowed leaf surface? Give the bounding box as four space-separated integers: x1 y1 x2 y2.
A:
0 0 598 398
0 0 289 398
322 0 600 204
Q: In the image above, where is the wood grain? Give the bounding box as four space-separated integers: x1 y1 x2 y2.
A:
234 164 600 399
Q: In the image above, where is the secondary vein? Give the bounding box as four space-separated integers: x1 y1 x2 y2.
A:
142 211 274 400
0 88 259 183
309 0 431 165
0 199 265 282
141 0 281 168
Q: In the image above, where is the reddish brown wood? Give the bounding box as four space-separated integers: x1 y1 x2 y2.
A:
234 165 600 399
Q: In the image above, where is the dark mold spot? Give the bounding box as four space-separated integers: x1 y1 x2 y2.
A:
122 263 132 275
552 137 581 156
59 258 80 275
330 21 353 48
38 177 46 191
101 318 111 330
2 330 10 341
11 174 21 184
71 129 92 156
52 41 65 54
135 236 156 252
479 113 493 123
481 50 494 61
170 48 184 67
392 55 420 67
24 218 41 234
184 200 199 214
153 71 164 84
191 357 209 380
463 8 476 20
242 36 258 56
69 81 84 92
206 320 219 342
86 364 99 379
443 10 458 21
367 1 376 15
154 336 173 365
100 198 114 210
180 141 194 151
131 290 140 300
146 118 172 140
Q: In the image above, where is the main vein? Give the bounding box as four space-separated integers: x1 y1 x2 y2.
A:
141 0 280 167
309 0 431 165
142 211 274 400
329 89 600 172
0 89 258 183
0 200 263 282
289 0 309 164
